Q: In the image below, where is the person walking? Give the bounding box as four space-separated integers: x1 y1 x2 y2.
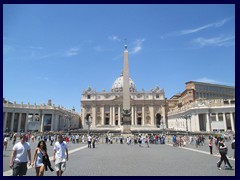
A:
145 135 150 148
214 136 219 155
12 133 17 145
50 135 54 146
92 136 96 148
138 135 142 147
9 134 31 176
217 137 233 170
32 140 53 176
208 136 213 155
3 136 8 151
82 135 85 144
87 135 92 148
53 134 69 176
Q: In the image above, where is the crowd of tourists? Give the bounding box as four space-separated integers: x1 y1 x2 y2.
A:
3 130 235 176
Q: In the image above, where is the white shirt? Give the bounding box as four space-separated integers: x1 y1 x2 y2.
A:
4 137 8 142
12 142 30 162
53 141 68 159
88 136 92 142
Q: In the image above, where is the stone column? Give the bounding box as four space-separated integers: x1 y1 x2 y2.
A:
230 112 235 132
110 106 113 125
206 113 210 132
10 112 15 132
92 106 96 127
3 112 8 132
40 114 44 132
135 107 137 125
162 106 166 128
25 113 28 132
216 113 219 121
223 113 227 131
150 106 154 126
194 114 199 132
33 114 35 122
82 108 86 128
101 106 105 125
18 113 22 132
56 115 60 131
131 106 134 125
118 106 121 126
142 106 145 126
113 106 115 126
51 114 54 131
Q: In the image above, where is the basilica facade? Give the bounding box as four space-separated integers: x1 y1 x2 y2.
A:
81 46 167 133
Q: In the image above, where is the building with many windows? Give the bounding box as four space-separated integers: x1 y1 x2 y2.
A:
176 81 235 108
167 81 235 133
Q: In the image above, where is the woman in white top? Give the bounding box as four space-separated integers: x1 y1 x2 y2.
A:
32 140 47 176
3 136 8 151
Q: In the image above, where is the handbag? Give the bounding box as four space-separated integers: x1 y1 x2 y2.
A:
219 147 228 154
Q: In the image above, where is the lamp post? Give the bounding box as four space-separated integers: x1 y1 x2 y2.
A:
208 109 212 132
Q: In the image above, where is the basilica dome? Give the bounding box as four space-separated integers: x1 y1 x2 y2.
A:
111 74 136 92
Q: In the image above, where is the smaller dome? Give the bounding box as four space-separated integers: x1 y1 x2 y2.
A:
111 74 136 92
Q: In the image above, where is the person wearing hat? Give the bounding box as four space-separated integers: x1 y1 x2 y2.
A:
9 134 31 176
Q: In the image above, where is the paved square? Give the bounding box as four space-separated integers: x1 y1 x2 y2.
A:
3 139 235 176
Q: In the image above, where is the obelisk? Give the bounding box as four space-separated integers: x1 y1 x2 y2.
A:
122 43 131 133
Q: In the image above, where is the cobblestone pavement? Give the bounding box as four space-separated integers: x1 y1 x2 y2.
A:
3 139 235 176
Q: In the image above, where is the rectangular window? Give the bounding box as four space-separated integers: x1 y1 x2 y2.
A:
218 113 223 121
105 118 109 125
210 113 216 121
137 117 142 125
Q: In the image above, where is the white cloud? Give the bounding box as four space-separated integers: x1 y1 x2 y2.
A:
29 46 44 50
36 76 49 81
130 38 145 54
180 18 230 35
38 52 60 59
195 77 221 84
65 48 79 57
193 35 234 47
161 17 231 38
180 24 213 35
94 46 104 52
194 77 234 86
108 35 121 41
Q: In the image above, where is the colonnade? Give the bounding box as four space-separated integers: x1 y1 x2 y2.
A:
2 111 70 132
82 105 165 128
169 111 235 132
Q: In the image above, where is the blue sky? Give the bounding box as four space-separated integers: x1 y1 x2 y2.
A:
3 4 235 112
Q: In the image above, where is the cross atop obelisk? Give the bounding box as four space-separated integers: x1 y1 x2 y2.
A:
122 41 131 131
